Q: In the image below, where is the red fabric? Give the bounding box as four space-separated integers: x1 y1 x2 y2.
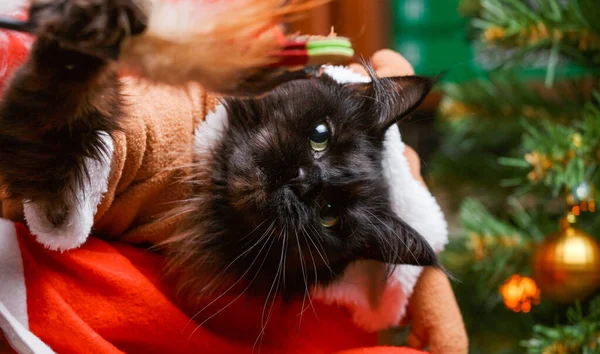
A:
337 349 425 354
0 31 32 95
9 223 424 354
0 6 31 95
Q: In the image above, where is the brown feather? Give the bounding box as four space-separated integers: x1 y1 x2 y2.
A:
117 0 331 94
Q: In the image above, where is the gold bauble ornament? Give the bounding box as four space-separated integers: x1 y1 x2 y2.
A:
499 274 541 313
532 226 600 303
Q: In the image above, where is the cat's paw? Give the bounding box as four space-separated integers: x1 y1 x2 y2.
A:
46 202 69 227
29 0 147 58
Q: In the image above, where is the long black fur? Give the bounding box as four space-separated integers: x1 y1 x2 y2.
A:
166 70 441 299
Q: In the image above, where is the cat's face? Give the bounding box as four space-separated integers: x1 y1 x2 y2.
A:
169 67 440 298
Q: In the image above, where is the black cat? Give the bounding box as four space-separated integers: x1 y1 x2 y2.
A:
0 0 441 301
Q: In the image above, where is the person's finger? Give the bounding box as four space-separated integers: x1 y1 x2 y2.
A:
371 49 415 77
350 49 415 78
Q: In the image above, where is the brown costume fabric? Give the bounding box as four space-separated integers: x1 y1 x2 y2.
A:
404 268 468 353
1 77 220 245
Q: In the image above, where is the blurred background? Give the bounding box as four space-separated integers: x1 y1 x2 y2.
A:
291 0 600 353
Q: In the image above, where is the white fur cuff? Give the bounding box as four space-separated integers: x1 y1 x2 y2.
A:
23 132 113 252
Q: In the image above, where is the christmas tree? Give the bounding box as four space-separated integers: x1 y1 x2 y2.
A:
412 0 600 352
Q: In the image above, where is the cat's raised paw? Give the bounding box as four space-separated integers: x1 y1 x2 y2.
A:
29 0 147 58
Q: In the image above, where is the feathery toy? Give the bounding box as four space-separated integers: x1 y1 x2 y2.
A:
0 0 355 96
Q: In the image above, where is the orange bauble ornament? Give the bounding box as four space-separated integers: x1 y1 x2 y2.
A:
500 275 541 313
532 226 600 303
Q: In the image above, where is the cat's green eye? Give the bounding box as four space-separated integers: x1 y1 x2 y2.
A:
319 201 339 228
310 123 330 152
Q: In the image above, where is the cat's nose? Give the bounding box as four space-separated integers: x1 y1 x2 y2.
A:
288 167 322 198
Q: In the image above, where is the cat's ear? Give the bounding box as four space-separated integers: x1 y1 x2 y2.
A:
362 213 439 267
345 65 436 134
222 97 262 126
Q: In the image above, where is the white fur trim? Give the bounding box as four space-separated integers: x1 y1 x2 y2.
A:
0 302 55 354
0 218 56 353
0 0 27 15
194 104 229 156
0 219 28 328
193 66 448 332
322 65 371 84
0 31 32 81
0 0 32 82
23 132 114 252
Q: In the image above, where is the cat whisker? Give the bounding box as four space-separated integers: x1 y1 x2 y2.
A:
372 211 420 266
356 93 382 105
239 219 269 243
202 221 274 295
295 229 318 321
302 228 319 320
304 224 336 277
184 221 275 332
296 230 308 329
202 221 275 294
253 227 286 353
158 205 197 223
365 211 399 265
304 210 356 286
188 228 277 340
396 114 434 130
308 202 336 268
297 285 309 334
162 195 206 205
366 210 421 266
282 223 288 289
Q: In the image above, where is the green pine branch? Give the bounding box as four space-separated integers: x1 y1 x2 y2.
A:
438 74 597 123
522 296 600 353
499 91 600 198
435 2 600 352
468 0 600 85
430 76 599 210
442 198 537 301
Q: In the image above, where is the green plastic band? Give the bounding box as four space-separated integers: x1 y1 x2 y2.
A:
307 47 355 57
306 38 352 50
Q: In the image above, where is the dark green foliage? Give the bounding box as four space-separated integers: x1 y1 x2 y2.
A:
522 297 600 353
428 74 599 213
500 94 600 198
430 0 600 352
473 0 600 85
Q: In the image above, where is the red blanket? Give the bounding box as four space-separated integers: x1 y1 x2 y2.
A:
0 219 422 354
